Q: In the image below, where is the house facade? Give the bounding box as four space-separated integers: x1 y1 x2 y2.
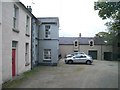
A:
59 37 112 60
38 17 59 66
2 1 32 82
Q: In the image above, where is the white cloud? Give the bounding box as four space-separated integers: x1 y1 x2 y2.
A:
20 0 107 37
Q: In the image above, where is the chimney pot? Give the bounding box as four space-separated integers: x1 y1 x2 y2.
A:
27 6 32 12
79 33 81 37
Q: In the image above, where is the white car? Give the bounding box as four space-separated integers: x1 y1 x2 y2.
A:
65 54 93 65
66 52 85 58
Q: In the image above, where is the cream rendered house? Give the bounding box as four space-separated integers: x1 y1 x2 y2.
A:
2 1 32 82
59 37 112 60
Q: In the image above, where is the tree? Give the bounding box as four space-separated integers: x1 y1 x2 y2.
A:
95 31 115 44
94 0 120 60
94 0 120 43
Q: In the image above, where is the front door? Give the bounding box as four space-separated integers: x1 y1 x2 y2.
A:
12 49 16 77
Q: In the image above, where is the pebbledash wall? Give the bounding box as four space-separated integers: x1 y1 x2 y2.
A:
2 2 32 82
0 0 2 87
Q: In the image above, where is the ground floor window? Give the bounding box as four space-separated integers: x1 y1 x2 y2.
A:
25 43 29 66
44 49 51 60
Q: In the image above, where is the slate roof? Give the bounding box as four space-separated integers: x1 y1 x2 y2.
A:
59 37 106 45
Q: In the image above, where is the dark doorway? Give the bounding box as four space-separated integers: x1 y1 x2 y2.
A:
88 50 97 60
104 52 112 60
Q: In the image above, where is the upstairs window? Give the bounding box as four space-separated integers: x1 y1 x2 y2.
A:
74 40 78 47
45 25 50 38
89 40 94 46
26 15 30 35
75 41 78 46
13 5 19 31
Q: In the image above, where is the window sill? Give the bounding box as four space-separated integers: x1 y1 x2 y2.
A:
44 38 51 40
12 28 19 33
25 34 30 37
43 60 51 62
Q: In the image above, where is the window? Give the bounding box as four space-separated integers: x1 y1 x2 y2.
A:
74 40 78 47
13 5 19 31
44 49 51 60
89 40 94 46
45 25 50 38
26 15 30 35
12 41 17 48
75 41 78 46
25 43 29 66
80 55 86 58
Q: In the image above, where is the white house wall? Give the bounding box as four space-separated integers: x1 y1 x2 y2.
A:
60 44 112 60
2 2 31 82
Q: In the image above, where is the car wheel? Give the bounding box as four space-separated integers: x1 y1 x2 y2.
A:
68 60 73 64
86 60 91 65
65 61 68 64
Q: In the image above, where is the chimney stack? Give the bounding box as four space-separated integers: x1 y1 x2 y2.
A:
79 33 81 37
27 6 32 12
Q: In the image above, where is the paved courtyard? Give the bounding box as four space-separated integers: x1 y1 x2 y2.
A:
5 59 119 88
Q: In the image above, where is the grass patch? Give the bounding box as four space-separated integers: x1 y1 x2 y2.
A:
2 66 42 88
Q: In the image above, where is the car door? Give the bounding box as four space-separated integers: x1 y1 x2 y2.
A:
79 55 87 63
73 56 80 63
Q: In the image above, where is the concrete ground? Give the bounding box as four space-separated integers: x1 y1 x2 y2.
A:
13 60 118 88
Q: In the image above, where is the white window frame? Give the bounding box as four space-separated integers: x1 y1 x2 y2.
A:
43 49 51 60
89 40 94 47
74 40 79 48
13 5 19 31
44 25 51 39
26 15 30 35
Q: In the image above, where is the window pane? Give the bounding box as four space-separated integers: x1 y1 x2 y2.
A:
13 5 18 29
12 41 17 47
44 49 51 60
45 25 50 38
26 15 30 34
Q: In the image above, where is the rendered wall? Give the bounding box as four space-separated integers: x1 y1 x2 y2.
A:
0 0 2 88
2 2 31 82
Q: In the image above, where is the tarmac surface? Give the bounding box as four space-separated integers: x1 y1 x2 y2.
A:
16 59 118 88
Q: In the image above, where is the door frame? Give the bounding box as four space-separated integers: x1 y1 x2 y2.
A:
12 41 18 77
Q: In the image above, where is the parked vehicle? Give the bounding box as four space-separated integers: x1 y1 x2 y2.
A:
65 54 93 65
66 52 85 58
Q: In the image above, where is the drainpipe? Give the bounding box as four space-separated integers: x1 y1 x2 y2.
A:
31 18 33 70
101 44 102 60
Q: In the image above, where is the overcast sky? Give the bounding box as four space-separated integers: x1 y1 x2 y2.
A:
20 0 107 37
